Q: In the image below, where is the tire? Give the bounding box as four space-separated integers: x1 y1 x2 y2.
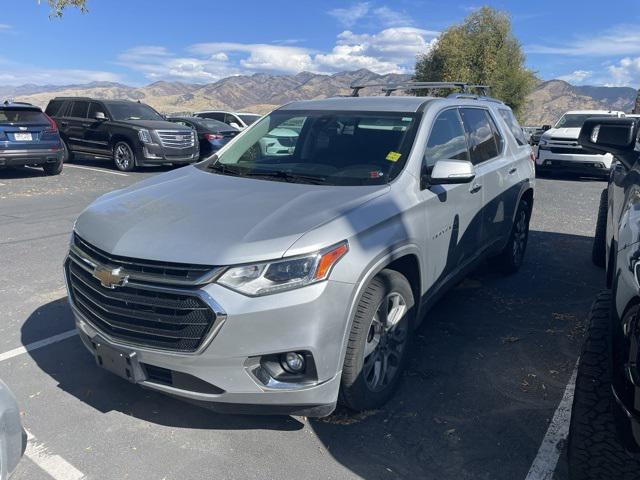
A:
592 188 608 268
340 269 415 411
42 159 63 176
493 198 531 274
567 290 640 479
113 141 137 172
62 139 73 162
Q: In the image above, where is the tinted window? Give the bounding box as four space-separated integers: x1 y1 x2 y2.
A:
193 118 235 131
70 101 89 118
239 114 260 125
424 109 469 169
88 102 106 119
460 108 499 164
106 102 163 121
0 109 48 124
45 100 64 117
199 112 225 122
499 109 527 146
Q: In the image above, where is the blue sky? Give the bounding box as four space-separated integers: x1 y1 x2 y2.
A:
1 0 640 87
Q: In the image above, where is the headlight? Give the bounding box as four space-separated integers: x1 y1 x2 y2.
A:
138 129 154 144
218 241 349 296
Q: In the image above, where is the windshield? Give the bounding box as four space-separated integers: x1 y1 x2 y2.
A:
239 114 261 125
554 113 616 129
106 103 163 121
196 118 236 131
200 109 418 186
0 109 48 124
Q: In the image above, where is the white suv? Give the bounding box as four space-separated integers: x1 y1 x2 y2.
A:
536 110 625 177
194 110 261 130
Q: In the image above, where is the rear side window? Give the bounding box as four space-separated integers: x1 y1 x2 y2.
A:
460 108 500 164
69 101 89 118
424 109 469 169
88 102 106 119
498 109 527 146
45 100 64 117
0 109 48 124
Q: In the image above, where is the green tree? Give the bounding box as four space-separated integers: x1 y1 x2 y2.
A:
415 6 535 116
44 0 87 17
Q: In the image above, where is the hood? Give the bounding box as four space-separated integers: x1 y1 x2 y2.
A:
542 127 580 140
75 166 389 266
112 119 188 130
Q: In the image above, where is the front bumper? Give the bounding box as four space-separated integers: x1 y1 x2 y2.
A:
536 148 612 176
0 148 63 167
68 277 356 417
137 142 199 166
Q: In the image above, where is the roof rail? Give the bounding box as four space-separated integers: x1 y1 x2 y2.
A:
3 100 35 106
349 81 492 97
447 93 503 104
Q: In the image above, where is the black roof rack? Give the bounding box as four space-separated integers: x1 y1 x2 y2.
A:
350 81 492 97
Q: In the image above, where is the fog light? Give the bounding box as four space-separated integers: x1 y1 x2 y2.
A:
281 352 305 373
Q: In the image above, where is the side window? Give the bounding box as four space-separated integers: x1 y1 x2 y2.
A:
88 102 106 119
69 101 89 119
45 100 63 117
498 109 527 146
424 109 469 170
225 114 239 126
460 108 499 164
201 112 225 122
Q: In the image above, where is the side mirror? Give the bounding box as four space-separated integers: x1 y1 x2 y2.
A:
229 122 242 130
542 125 551 131
427 159 476 187
94 112 107 121
578 117 639 169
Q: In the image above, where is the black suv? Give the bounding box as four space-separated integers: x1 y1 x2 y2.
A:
45 98 199 171
568 117 640 479
0 101 63 175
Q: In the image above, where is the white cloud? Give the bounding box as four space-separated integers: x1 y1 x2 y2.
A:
189 43 314 73
328 2 371 28
527 25 640 57
372 6 414 27
557 70 593 84
0 68 122 86
605 57 640 87
0 24 12 31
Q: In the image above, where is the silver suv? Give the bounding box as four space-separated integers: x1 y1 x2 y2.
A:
64 83 535 416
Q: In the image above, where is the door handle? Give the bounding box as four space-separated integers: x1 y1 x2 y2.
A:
470 183 482 194
508 167 517 175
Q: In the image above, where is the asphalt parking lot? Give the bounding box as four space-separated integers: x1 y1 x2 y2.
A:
1 159 605 480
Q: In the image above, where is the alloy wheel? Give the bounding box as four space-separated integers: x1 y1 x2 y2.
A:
512 209 528 264
114 143 133 170
363 292 409 392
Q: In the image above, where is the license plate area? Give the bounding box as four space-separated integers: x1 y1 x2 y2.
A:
95 342 144 383
14 133 33 141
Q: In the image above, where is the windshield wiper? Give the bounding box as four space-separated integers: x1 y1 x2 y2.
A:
207 162 246 177
243 170 327 185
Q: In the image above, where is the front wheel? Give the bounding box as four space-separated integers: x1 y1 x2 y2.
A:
492 199 531 274
113 141 136 172
340 269 415 411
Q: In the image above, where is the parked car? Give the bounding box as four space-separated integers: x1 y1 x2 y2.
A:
535 110 625 178
0 101 64 175
193 111 261 130
0 380 24 480
568 116 640 479
166 116 239 159
45 98 200 172
527 125 549 146
64 84 535 416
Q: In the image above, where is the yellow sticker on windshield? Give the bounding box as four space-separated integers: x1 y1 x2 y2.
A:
386 151 401 162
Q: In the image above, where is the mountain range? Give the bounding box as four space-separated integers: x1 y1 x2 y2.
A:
3 69 638 126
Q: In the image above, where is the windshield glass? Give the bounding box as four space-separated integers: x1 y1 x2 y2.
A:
554 113 616 129
107 103 163 121
239 114 261 125
0 109 48 124
200 110 418 186
196 118 235 131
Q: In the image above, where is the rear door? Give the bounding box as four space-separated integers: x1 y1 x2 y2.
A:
65 100 90 151
83 102 111 155
418 107 483 289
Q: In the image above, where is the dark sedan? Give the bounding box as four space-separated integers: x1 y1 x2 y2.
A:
167 116 239 159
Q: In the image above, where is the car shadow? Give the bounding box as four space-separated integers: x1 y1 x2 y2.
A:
21 298 303 432
308 229 603 480
69 154 177 174
0 165 47 179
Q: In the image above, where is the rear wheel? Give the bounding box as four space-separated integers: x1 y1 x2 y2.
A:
62 139 73 162
113 141 136 172
42 158 63 176
567 291 640 479
592 188 608 268
340 269 414 411
492 199 531 274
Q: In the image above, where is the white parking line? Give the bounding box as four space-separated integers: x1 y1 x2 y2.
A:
25 430 85 480
65 164 128 176
524 362 579 480
0 330 77 363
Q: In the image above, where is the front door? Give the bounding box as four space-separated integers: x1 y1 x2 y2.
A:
83 102 111 156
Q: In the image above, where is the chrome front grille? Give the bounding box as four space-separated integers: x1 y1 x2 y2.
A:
66 235 225 353
156 130 195 149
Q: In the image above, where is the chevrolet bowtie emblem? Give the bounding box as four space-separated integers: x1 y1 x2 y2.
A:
93 266 129 289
